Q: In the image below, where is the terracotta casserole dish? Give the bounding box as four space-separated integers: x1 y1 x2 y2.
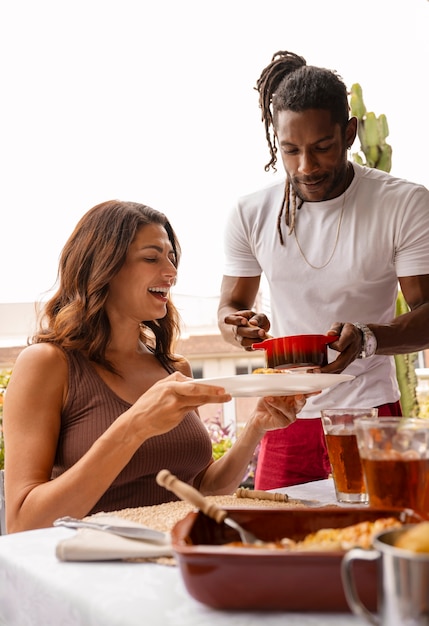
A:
170 506 422 612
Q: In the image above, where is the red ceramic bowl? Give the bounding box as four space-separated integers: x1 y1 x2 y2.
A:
171 506 422 612
252 334 338 369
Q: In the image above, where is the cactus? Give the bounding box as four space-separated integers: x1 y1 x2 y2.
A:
349 83 392 172
349 85 419 416
394 292 420 417
349 83 366 120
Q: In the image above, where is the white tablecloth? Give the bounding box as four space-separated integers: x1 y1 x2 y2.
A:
0 479 367 626
278 476 338 505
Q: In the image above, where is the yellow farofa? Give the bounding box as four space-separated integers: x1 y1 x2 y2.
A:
289 517 402 551
226 517 403 551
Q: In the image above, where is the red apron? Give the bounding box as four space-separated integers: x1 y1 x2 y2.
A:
254 401 402 490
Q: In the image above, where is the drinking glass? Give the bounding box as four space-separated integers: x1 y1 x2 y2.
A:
321 408 378 504
354 417 429 514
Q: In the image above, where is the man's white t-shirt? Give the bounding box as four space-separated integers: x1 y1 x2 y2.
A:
223 163 429 416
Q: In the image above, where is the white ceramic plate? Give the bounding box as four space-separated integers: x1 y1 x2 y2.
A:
195 373 354 397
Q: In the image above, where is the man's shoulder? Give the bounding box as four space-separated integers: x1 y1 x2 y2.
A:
354 162 427 193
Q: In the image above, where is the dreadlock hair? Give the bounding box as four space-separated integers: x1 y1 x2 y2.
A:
33 200 182 374
256 50 350 244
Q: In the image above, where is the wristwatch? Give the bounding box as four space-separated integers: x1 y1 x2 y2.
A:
353 323 377 358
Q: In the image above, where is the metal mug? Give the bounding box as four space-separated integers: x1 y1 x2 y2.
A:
341 525 429 625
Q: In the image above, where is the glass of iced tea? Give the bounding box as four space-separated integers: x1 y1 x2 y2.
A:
354 417 429 515
321 408 378 504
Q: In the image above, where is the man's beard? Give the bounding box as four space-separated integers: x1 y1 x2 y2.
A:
290 161 349 203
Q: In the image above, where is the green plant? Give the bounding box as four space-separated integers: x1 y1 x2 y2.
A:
202 411 259 485
394 292 420 416
349 84 419 417
203 411 235 460
349 83 392 172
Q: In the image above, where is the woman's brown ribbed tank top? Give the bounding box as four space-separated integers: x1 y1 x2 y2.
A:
51 350 213 514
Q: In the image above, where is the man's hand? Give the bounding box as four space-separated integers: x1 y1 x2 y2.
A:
321 322 365 373
223 310 271 351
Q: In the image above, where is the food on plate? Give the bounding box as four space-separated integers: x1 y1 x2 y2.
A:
225 517 403 551
395 522 429 553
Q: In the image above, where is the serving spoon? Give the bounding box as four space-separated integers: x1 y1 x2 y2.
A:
156 469 262 544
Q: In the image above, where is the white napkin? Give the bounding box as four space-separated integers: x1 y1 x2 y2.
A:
56 527 173 561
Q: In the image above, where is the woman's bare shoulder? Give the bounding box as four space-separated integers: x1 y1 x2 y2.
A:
6 343 69 405
13 343 67 373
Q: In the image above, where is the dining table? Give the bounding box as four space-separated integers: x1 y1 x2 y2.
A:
0 478 368 626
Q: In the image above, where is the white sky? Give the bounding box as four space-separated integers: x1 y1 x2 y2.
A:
1 0 428 327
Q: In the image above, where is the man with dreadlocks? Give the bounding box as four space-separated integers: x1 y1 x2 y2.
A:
217 50 429 490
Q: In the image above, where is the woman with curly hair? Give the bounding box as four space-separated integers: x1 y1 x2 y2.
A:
3 199 307 532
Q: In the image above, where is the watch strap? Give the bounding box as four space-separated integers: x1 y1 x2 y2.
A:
353 322 377 358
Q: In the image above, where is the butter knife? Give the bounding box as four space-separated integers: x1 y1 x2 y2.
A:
53 515 170 544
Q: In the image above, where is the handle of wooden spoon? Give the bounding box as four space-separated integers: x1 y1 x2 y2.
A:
235 487 289 502
156 469 227 524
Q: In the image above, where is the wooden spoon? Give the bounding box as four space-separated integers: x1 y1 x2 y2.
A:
156 469 262 544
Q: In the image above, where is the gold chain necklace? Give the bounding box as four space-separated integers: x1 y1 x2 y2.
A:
293 183 347 270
